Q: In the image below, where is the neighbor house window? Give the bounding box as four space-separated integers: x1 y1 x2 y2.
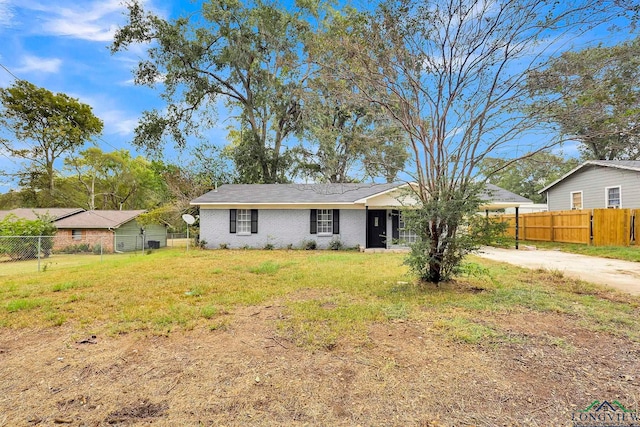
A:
310 209 340 235
72 230 82 240
606 186 621 208
398 213 418 244
571 191 583 210
229 209 258 234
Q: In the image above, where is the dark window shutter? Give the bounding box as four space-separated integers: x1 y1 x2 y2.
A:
251 209 258 234
392 210 399 240
310 209 317 234
230 209 237 233
332 209 340 234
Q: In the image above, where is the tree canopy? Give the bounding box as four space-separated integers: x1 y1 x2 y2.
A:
527 37 640 160
0 80 104 194
478 152 580 204
112 0 310 183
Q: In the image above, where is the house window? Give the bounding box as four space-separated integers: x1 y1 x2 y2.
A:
237 209 251 234
398 213 418 244
310 209 340 234
230 209 258 234
571 191 583 210
72 230 82 240
606 186 621 208
317 209 333 234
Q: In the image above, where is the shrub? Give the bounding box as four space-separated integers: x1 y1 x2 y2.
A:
328 237 343 250
218 243 229 250
263 243 274 250
302 239 317 250
0 214 57 260
58 243 91 254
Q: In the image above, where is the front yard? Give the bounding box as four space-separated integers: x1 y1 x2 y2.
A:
0 248 638 425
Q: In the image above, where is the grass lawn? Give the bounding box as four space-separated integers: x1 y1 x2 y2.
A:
1 248 639 425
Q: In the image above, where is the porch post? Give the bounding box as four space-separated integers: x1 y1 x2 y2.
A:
365 206 369 249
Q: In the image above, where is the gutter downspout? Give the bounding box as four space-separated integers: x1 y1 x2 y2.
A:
110 227 123 253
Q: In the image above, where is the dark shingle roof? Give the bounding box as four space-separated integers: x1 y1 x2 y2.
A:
539 160 640 194
191 182 531 205
483 183 532 203
191 183 402 204
54 210 146 229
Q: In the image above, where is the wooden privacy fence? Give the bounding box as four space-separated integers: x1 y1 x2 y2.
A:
498 209 640 246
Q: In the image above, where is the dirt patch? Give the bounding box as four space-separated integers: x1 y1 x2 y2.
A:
0 305 638 426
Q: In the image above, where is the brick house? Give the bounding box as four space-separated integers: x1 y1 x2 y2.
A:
54 210 167 253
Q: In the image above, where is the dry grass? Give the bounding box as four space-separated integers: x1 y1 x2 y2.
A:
1 248 639 426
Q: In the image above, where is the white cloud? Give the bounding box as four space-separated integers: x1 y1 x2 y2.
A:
100 109 138 136
40 0 123 42
0 0 14 28
15 55 62 73
8 0 133 42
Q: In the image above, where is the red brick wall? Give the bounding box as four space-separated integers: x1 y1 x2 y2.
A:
54 229 115 253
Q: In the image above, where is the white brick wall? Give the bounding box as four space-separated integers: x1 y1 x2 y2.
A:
199 209 367 249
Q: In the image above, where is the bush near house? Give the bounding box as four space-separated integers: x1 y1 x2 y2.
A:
0 214 57 260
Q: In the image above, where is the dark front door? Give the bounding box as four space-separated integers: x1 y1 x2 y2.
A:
367 210 387 248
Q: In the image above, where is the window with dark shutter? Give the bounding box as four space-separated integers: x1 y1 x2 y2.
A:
332 209 340 234
310 209 317 234
230 209 237 233
251 209 258 233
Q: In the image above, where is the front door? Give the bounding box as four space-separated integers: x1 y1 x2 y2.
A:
367 210 387 248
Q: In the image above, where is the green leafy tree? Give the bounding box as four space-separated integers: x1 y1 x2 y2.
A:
298 9 409 183
478 152 580 203
297 72 408 182
144 143 232 228
0 214 57 260
527 37 640 160
0 80 103 195
112 0 310 183
64 148 164 210
336 0 631 283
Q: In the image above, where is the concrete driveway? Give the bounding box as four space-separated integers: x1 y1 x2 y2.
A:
476 247 640 296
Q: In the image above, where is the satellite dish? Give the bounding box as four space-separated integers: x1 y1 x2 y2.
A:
182 214 196 225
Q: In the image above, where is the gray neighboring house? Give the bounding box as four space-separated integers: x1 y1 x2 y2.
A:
191 182 531 250
539 160 640 211
53 210 167 253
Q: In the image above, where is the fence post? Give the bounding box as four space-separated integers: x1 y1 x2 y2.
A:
515 207 519 250
37 236 41 272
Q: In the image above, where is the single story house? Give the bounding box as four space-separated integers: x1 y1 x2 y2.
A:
538 160 640 211
191 182 531 250
53 210 167 253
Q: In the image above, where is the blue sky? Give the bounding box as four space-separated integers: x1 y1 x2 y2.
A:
0 0 226 190
0 0 636 191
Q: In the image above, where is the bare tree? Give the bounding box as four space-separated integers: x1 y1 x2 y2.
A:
337 0 633 282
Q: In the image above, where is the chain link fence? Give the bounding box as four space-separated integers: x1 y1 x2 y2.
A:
0 233 174 274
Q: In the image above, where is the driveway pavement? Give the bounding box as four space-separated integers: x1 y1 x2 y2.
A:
476 247 640 296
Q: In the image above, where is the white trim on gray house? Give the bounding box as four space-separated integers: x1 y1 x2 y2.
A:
539 160 640 211
191 182 532 250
